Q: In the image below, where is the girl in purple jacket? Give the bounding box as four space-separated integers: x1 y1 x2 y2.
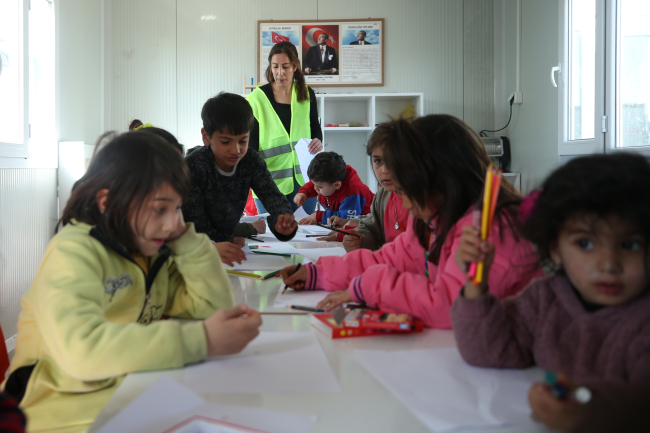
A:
454 153 650 432
280 115 540 328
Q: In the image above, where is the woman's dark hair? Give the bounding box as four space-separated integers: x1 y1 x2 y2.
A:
59 131 191 252
141 126 184 155
379 114 522 264
201 92 255 137
522 153 650 267
307 151 347 184
128 119 143 131
265 41 309 103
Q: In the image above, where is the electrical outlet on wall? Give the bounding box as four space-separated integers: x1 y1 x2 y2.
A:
508 92 523 104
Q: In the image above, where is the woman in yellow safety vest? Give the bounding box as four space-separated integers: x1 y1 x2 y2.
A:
247 41 323 215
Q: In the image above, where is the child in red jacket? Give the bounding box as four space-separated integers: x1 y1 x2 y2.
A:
295 152 374 225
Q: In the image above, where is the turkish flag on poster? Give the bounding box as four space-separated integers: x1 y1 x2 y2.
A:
301 25 339 48
271 32 290 43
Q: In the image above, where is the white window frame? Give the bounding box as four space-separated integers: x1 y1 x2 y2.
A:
558 0 606 157
0 0 29 158
604 0 650 155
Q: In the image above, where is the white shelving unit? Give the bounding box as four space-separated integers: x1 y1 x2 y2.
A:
314 93 423 193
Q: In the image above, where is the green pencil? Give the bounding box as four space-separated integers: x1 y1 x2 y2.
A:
251 251 292 258
261 269 282 280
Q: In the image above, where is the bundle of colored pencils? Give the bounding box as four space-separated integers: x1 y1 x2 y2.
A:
467 164 503 286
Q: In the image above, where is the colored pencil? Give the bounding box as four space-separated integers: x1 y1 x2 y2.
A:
261 270 282 280
226 270 262 279
289 305 324 312
315 222 361 238
282 263 302 294
251 251 292 258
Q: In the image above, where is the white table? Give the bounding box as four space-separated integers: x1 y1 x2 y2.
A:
89 241 546 433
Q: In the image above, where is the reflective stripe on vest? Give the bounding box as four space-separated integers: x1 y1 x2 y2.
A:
246 84 311 195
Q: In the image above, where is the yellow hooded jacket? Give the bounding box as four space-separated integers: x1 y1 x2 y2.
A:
2 221 234 432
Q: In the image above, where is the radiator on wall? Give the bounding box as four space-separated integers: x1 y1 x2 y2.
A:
0 168 58 340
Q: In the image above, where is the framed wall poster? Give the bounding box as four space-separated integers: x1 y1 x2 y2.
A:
258 19 384 87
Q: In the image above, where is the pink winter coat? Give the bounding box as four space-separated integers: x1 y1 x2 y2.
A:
303 210 542 328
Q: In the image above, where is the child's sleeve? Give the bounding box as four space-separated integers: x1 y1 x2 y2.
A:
164 223 235 319
0 392 26 433
317 195 367 224
450 284 540 367
233 222 258 238
249 151 297 242
298 181 317 198
575 348 650 433
182 164 231 243
31 235 218 381
352 190 387 250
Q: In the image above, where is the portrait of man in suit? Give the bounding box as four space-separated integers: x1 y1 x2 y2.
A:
349 30 372 45
303 33 338 74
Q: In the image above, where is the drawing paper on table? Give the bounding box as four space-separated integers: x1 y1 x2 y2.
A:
274 284 328 308
294 138 319 183
184 332 341 394
293 206 309 220
295 247 347 261
95 375 317 433
95 375 205 433
298 225 331 235
240 213 269 223
355 348 537 432
224 256 289 271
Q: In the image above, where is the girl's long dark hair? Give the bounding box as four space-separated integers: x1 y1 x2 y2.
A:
378 115 521 264
265 41 309 103
59 131 191 252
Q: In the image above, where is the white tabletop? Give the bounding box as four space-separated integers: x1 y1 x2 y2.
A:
89 241 546 433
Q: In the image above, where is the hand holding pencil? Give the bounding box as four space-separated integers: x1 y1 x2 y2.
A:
455 225 495 299
279 264 308 291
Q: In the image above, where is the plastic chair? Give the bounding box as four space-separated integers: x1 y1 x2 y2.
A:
0 326 10 382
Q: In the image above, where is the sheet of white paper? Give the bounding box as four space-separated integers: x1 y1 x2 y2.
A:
298 225 332 235
293 206 309 220
274 285 328 308
184 332 341 394
95 375 206 433
225 256 289 271
246 243 299 255
355 348 537 433
295 247 347 261
294 138 319 183
240 213 269 223
97 376 317 433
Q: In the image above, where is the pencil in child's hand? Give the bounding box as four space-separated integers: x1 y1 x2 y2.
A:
282 263 302 294
467 199 482 280
261 270 281 280
473 165 495 285
288 305 324 312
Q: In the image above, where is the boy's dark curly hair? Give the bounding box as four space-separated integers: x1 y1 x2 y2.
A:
307 151 347 184
522 152 650 266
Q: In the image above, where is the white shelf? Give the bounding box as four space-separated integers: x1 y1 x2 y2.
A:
324 127 374 131
315 93 424 193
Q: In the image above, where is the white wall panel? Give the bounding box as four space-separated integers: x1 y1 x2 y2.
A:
464 0 495 131
102 0 495 144
176 0 317 149
500 0 559 193
105 0 177 134
0 169 58 338
317 0 466 126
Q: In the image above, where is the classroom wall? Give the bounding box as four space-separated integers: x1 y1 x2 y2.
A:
103 0 496 147
58 0 103 145
497 0 560 193
0 170 57 340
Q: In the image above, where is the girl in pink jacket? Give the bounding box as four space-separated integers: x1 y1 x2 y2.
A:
280 115 541 328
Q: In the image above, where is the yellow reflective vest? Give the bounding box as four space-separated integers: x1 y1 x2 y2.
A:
246 83 310 195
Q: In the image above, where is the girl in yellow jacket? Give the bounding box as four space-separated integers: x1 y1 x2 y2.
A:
1 131 262 433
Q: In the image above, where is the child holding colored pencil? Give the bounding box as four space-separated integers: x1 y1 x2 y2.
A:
453 153 650 432
279 115 540 328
